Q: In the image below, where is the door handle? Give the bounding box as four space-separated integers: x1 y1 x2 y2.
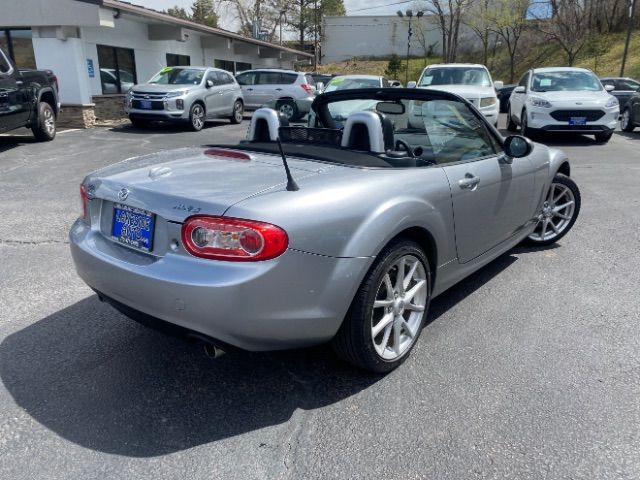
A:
458 174 480 190
275 88 283 91
246 88 253 91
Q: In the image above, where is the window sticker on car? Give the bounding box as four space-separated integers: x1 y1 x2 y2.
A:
160 67 173 74
329 78 345 85
540 78 552 87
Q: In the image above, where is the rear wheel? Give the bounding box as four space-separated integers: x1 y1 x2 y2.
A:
620 108 635 132
32 102 56 141
277 100 298 122
523 174 580 247
229 100 243 124
332 240 430 373
594 131 613 143
189 103 205 131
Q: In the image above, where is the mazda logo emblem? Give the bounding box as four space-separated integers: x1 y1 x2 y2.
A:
118 188 129 201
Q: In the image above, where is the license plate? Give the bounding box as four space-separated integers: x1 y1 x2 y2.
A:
139 100 153 109
112 204 155 253
569 117 587 126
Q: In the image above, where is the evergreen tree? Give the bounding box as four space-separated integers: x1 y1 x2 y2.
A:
191 0 219 28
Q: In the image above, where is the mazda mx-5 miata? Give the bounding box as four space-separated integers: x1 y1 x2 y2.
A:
70 88 581 372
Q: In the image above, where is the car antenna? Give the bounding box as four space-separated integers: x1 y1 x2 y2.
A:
276 137 299 191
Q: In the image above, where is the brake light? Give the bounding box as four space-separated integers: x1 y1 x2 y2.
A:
301 83 313 94
80 184 88 219
181 216 288 261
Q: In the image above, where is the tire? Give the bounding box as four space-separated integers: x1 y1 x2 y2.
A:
594 131 613 143
31 102 56 141
620 108 635 132
276 100 298 122
332 239 431 373
506 104 518 132
189 102 206 131
522 173 581 247
229 100 243 124
129 116 149 129
520 109 531 138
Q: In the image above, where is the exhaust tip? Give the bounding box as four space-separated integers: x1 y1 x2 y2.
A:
203 342 226 359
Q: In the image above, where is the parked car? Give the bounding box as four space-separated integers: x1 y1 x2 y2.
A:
125 66 244 131
619 87 640 132
408 63 502 126
389 80 403 87
309 73 334 90
507 67 619 143
600 76 640 111
0 46 59 141
235 69 315 121
496 84 516 113
70 87 580 373
324 75 390 92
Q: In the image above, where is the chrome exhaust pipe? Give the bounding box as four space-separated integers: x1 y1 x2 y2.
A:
203 342 226 359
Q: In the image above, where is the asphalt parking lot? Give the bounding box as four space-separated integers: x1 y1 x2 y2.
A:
1 117 639 479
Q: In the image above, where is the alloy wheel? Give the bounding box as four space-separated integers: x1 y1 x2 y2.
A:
621 109 630 130
279 103 295 120
192 105 204 130
528 181 576 242
371 255 427 360
234 102 243 122
43 107 55 136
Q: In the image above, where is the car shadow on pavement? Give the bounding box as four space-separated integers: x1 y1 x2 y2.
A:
111 120 235 135
0 135 39 153
0 295 379 457
0 251 520 457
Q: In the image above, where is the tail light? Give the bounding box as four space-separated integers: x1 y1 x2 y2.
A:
181 216 288 261
80 184 88 219
301 83 313 94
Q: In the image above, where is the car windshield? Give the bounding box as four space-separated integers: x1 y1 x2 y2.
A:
149 67 204 85
324 77 381 92
531 71 602 92
418 67 492 87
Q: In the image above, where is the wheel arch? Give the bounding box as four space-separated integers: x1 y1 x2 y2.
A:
385 226 438 291
38 89 57 117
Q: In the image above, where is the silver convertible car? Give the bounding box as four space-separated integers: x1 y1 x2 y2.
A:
70 88 581 372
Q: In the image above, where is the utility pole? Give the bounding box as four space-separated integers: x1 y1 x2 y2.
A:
397 10 423 85
621 0 636 76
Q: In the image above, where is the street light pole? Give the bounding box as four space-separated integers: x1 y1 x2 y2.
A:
397 10 423 85
621 0 636 76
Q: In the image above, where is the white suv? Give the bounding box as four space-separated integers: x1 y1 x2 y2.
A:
408 63 501 126
507 67 619 143
235 69 316 121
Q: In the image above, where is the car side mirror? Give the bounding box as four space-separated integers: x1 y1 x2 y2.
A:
503 135 532 160
407 81 417 88
604 84 615 92
206 79 214 88
494 80 504 90
514 86 525 94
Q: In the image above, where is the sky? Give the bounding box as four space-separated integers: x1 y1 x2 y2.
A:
135 0 405 30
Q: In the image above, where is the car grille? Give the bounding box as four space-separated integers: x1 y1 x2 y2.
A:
131 100 165 110
550 110 605 121
131 91 168 100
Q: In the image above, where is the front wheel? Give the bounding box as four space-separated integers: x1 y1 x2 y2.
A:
189 103 205 131
229 100 243 124
277 100 298 122
594 131 613 143
620 108 635 132
32 102 56 141
332 240 431 373
523 174 581 247
506 104 517 132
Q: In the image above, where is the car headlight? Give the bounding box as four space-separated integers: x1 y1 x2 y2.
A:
165 90 188 99
605 96 619 108
479 97 497 108
528 97 552 108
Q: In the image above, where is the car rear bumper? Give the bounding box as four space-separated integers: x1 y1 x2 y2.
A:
69 219 370 351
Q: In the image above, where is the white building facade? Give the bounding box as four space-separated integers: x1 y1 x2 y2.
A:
1 0 311 126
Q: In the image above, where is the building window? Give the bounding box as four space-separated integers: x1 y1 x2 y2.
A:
97 44 137 94
235 62 252 73
166 53 190 66
214 59 234 73
0 29 36 69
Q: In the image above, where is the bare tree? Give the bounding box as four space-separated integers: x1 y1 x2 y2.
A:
418 0 471 62
489 0 529 83
463 0 493 65
532 0 591 66
216 0 288 40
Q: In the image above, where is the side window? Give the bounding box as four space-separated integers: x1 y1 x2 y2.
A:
206 71 220 86
420 100 498 165
222 72 235 85
258 72 283 85
518 72 529 89
0 49 12 74
236 72 257 85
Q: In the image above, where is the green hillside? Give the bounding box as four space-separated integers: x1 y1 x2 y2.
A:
317 31 640 83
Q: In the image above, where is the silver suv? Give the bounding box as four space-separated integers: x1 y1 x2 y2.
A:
235 69 315 121
125 66 244 131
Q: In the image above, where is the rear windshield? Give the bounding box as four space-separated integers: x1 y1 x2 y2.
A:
531 71 602 92
324 77 381 92
149 67 204 85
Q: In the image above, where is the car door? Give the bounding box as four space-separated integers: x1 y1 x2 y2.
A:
203 70 226 117
510 71 529 122
218 71 237 114
425 100 535 263
0 50 30 131
236 71 260 108
253 71 282 105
